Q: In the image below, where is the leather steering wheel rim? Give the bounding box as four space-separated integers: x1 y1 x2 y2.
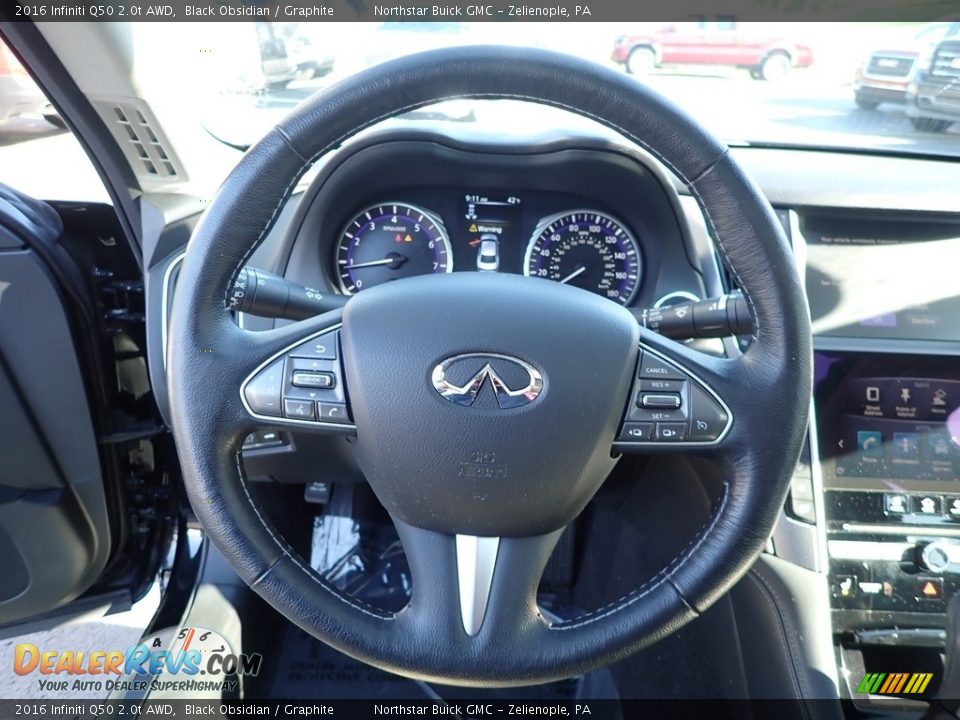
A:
168 46 811 686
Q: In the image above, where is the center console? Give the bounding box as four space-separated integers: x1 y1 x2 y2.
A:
796 210 960 708
818 352 960 611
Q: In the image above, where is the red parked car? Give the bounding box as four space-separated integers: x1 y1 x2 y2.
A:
612 18 814 80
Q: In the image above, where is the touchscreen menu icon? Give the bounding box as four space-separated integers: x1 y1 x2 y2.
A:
857 430 883 456
893 433 919 457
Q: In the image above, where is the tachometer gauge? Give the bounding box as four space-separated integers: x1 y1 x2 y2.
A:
524 210 642 305
336 203 452 294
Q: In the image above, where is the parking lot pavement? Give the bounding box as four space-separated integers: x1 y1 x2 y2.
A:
0 583 160 700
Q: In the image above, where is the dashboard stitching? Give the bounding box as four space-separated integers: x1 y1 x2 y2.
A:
234 453 394 621
551 482 729 630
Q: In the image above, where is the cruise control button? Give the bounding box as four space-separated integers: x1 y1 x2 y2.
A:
640 393 682 409
617 422 655 442
638 354 686 381
318 402 351 424
687 384 729 442
283 398 316 420
630 407 686 423
656 423 687 441
244 358 285 417
292 371 336 389
639 379 686 393
289 332 338 360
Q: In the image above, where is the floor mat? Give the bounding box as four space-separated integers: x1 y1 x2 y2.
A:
262 623 429 700
260 622 612 702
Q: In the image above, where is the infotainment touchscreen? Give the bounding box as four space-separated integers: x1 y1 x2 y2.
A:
803 215 960 342
816 352 960 495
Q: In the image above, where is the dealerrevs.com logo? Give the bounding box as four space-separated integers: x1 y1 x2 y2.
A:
12 627 262 694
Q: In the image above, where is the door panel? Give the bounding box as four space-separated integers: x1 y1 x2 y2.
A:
0 202 110 625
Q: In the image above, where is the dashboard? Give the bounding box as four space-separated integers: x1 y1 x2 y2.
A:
279 138 714 315
332 196 642 305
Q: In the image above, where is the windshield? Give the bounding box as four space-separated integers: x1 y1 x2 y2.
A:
153 20 960 156
3 20 960 200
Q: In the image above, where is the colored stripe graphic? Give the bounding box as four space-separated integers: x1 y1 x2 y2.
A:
857 673 932 695
856 673 885 694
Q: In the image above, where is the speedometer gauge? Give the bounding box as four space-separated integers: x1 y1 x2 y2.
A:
524 210 642 306
336 203 452 294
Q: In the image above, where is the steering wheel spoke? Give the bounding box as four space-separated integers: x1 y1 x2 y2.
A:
394 521 562 645
613 331 742 455
235 311 356 436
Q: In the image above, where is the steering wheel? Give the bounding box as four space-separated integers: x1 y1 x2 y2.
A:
168 46 811 686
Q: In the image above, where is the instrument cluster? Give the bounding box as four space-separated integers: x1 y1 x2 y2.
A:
333 192 643 306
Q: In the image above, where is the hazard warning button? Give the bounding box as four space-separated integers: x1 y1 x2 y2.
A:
917 577 943 601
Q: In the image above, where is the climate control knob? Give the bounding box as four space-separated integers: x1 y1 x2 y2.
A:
920 540 959 574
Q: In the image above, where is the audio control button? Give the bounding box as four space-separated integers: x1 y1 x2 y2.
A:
293 371 336 389
656 423 687 441
283 398 316 420
617 422 655 442
244 358 285 418
289 332 338 360
318 402 351 425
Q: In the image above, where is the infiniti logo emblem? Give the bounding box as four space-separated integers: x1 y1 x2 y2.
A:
431 353 543 409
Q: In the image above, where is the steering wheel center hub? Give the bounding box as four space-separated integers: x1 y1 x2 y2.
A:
340 272 639 537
